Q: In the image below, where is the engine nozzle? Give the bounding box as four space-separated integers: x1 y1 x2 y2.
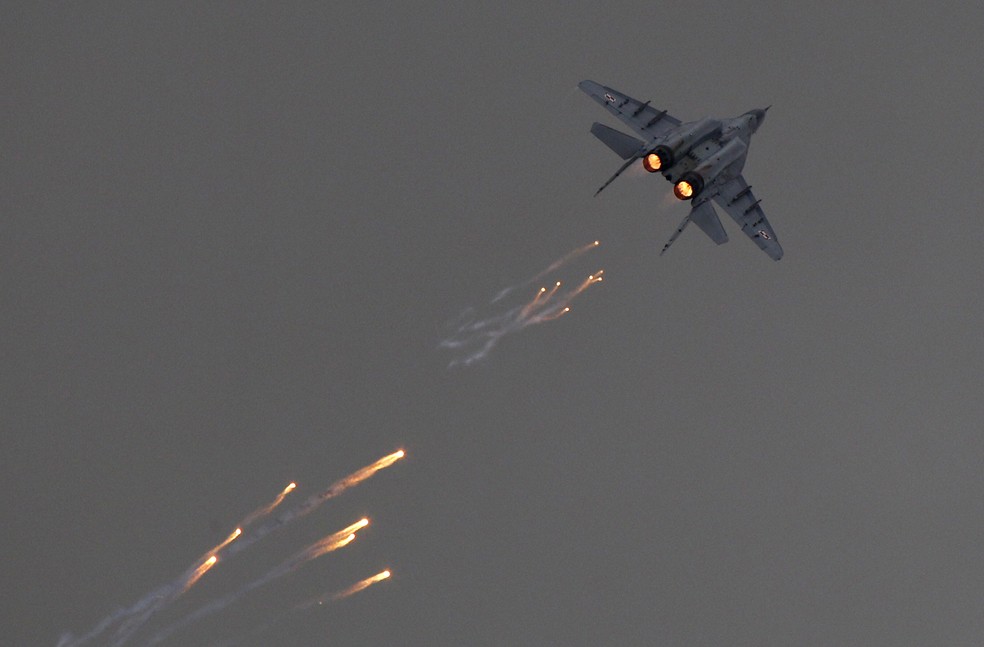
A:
642 146 673 173
673 172 704 200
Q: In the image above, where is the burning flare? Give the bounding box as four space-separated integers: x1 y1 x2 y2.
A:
240 482 298 527
302 519 369 562
332 570 392 601
440 240 606 366
61 451 406 647
333 451 405 492
182 556 218 593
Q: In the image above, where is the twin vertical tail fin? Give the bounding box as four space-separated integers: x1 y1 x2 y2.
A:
689 201 728 244
590 122 644 160
589 123 646 196
660 201 729 256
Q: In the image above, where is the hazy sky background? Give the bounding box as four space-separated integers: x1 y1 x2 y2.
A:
4 2 983 645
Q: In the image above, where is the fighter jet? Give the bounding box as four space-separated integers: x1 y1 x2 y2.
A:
579 80 782 260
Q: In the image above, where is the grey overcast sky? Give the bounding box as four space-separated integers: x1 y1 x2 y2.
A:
4 2 984 645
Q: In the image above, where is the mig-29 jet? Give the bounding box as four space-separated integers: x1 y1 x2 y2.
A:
580 80 782 260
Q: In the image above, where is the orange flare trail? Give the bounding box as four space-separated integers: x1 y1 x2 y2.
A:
539 306 571 323
331 451 406 493
531 240 601 283
341 517 371 535
144 531 359 646
197 526 243 565
520 286 548 317
306 533 356 560
222 451 404 560
301 518 368 563
541 281 562 304
332 570 392 601
241 482 298 527
572 269 606 296
182 555 218 592
206 527 242 556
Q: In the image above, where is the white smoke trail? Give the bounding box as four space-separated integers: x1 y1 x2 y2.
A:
440 242 604 367
146 524 363 645
60 451 404 647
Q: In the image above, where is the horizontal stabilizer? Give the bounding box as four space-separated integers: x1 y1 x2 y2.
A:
590 122 644 160
689 202 729 245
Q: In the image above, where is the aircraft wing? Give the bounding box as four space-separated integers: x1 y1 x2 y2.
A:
711 176 783 261
579 80 681 142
